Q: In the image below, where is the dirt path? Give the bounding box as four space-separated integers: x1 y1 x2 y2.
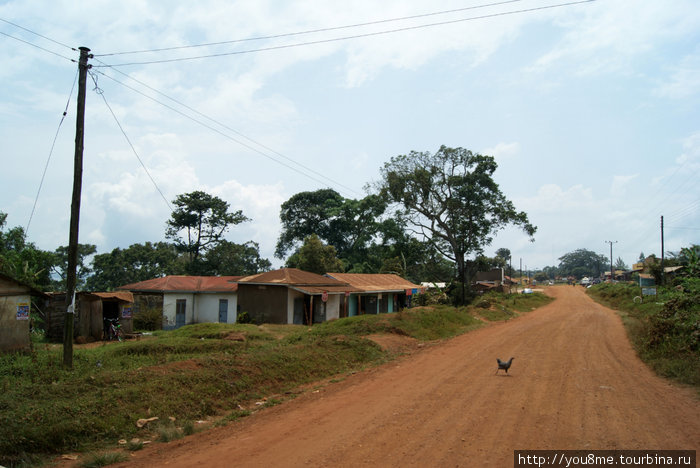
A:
116 286 700 467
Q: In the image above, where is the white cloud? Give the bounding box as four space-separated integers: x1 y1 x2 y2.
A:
527 0 700 76
655 53 700 99
209 179 287 263
483 142 520 162
610 174 638 198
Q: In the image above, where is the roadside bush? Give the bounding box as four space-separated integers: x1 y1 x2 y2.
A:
133 306 162 331
413 288 449 306
237 311 252 324
588 281 700 386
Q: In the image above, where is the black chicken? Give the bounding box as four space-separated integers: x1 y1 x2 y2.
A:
495 357 514 375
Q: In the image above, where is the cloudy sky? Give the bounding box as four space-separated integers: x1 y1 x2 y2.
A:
1 0 699 273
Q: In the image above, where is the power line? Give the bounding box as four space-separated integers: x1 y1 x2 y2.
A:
0 17 76 51
95 0 528 57
94 0 596 68
26 69 80 236
92 63 362 198
0 30 76 63
88 71 174 212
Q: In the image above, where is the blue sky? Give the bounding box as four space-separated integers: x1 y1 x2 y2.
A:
1 0 699 273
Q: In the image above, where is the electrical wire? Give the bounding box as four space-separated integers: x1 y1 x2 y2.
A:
88 71 174 212
0 30 76 63
95 0 528 57
0 17 76 51
92 68 353 201
25 69 80 236
93 58 362 197
94 0 596 68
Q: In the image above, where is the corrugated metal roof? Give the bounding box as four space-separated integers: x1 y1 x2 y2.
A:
237 268 360 295
118 276 241 293
326 273 422 292
238 268 344 286
88 291 134 303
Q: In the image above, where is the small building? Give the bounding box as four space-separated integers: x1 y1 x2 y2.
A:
0 273 49 353
327 273 422 316
45 291 134 342
236 268 358 325
118 276 241 330
473 268 509 292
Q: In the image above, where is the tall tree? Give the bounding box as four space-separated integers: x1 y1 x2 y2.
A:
495 247 512 275
557 248 608 278
0 212 54 290
285 234 344 275
275 189 345 258
165 191 249 269
276 189 386 265
379 146 536 304
86 242 185 291
202 240 272 276
614 256 629 271
51 243 96 290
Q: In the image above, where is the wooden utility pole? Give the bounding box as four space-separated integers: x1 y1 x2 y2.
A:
63 46 91 369
605 240 617 283
660 215 665 284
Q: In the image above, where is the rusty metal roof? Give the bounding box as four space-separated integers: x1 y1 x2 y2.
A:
237 268 360 295
118 276 242 293
325 273 421 292
88 291 134 303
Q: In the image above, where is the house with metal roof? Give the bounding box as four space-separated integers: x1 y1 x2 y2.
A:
118 276 241 330
325 273 422 316
235 268 358 325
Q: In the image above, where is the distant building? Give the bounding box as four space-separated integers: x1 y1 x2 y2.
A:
0 273 49 353
236 268 356 324
327 273 422 315
118 276 240 330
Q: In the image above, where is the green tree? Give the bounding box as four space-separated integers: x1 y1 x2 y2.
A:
557 248 608 278
165 191 249 270
51 243 97 290
542 265 558 280
0 212 54 290
86 242 185 291
276 189 387 270
202 240 272 276
285 234 344 275
614 256 629 271
275 189 345 258
379 146 536 304
677 244 700 277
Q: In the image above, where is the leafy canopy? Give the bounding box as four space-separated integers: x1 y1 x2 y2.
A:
165 191 249 264
379 146 535 291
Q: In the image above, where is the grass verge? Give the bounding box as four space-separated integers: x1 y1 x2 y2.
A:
0 292 548 467
587 278 700 390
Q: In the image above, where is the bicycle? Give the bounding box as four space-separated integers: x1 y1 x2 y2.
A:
105 318 124 342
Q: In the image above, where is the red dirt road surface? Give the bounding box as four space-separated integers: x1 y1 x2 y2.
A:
117 286 700 467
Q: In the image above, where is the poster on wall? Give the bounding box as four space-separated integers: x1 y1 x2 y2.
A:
16 302 30 320
122 307 132 319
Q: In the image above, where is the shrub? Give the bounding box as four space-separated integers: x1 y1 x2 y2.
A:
133 306 163 331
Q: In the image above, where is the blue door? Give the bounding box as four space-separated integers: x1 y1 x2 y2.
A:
175 299 186 328
219 299 228 323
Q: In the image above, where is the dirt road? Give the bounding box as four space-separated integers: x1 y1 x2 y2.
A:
118 286 700 467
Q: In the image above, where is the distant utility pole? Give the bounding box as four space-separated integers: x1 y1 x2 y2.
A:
605 240 617 283
660 215 665 284
63 46 91 369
